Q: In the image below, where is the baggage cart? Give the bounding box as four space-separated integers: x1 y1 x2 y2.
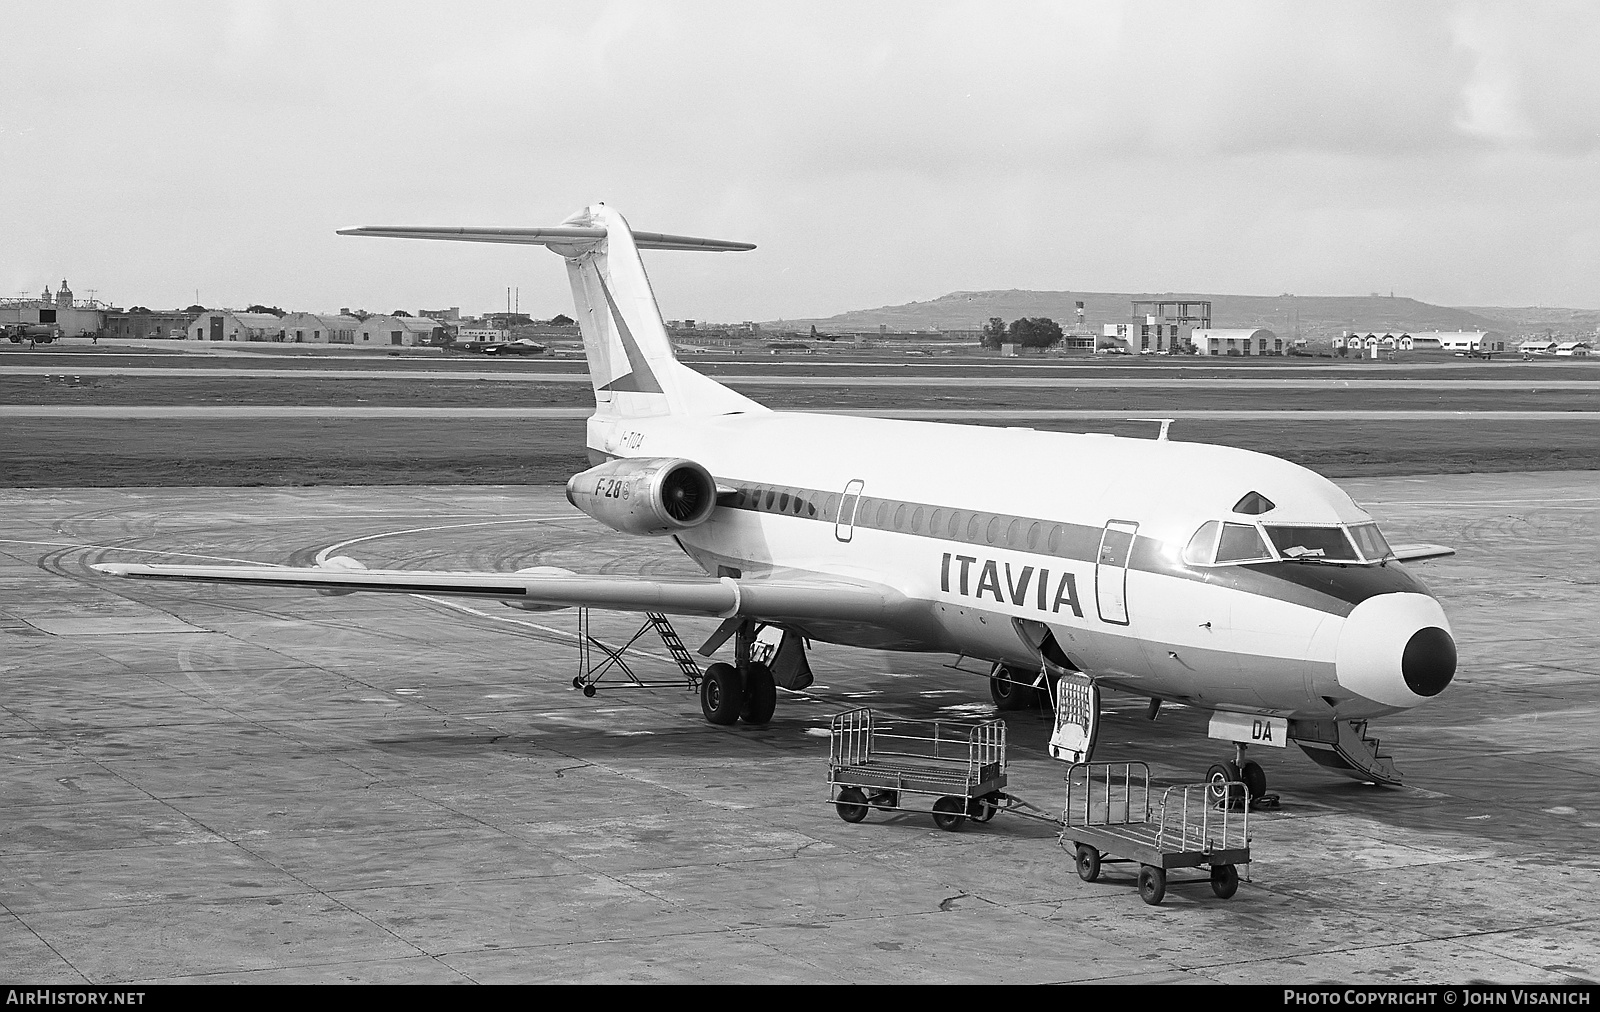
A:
827 708 1013 831
1061 761 1251 905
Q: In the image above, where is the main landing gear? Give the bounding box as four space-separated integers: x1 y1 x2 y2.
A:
989 662 1050 711
1207 742 1270 807
699 621 778 727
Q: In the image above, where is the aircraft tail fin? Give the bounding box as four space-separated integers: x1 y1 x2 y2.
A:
338 205 765 422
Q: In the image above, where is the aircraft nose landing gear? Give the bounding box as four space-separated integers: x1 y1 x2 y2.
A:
1206 743 1273 809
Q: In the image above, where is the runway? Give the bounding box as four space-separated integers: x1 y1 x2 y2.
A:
1 475 1597 983
4 364 1597 390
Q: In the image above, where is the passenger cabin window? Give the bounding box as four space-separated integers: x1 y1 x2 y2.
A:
1265 525 1360 562
1216 522 1272 563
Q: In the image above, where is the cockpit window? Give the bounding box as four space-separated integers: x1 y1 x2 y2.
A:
1265 525 1360 562
1347 522 1394 562
1216 522 1273 563
1232 491 1276 515
1182 521 1220 566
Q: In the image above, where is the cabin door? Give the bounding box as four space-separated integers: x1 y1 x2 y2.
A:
834 479 865 543
1095 520 1138 626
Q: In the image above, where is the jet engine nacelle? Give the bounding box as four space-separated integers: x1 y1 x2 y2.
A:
566 457 718 536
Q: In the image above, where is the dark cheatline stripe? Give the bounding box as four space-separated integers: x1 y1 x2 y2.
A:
714 475 1419 617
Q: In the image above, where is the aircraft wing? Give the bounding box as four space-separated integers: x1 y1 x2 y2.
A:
89 562 900 623
1389 544 1456 561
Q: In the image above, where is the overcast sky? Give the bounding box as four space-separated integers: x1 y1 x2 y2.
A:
4 1 1598 322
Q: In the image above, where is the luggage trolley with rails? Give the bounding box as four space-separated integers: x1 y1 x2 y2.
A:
1062 761 1251 905
827 708 1055 831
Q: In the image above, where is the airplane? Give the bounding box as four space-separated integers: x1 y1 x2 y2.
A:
94 203 1459 801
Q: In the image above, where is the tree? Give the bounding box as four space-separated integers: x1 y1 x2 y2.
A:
128 306 151 314
185 305 206 314
1006 317 1063 350
391 310 412 317
548 314 574 327
245 304 285 316
1009 317 1063 350
981 317 1006 350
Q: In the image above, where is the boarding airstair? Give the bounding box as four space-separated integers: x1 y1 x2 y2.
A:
1292 719 1401 786
572 609 702 696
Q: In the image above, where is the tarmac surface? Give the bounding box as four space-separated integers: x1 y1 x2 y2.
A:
6 406 1600 423
1 473 1597 984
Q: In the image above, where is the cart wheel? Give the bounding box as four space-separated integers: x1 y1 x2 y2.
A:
1206 761 1243 806
1210 863 1239 899
1240 760 1267 802
931 796 967 832
741 663 777 725
572 677 583 689
835 787 868 824
700 663 744 725
1137 865 1166 905
582 684 597 698
1075 844 1101 883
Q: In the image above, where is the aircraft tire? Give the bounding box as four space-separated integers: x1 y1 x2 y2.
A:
835 787 868 823
1210 863 1239 899
1240 760 1267 802
1138 865 1167 905
700 663 744 725
1206 761 1243 807
931 796 967 832
989 668 1032 711
740 663 777 724
1075 844 1101 882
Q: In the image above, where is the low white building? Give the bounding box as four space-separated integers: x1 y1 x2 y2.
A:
1410 331 1507 356
188 311 286 342
1519 340 1558 355
1554 341 1591 357
355 315 445 347
1192 328 1280 356
280 312 362 344
1339 332 1411 352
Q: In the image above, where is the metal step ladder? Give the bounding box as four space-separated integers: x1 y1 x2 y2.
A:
647 612 704 686
573 608 702 696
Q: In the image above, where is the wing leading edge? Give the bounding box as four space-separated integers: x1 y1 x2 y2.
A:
1389 544 1456 561
90 562 897 623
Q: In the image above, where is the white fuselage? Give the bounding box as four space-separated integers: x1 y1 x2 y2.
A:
588 409 1452 723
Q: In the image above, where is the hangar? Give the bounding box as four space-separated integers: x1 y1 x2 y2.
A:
356 314 447 346
280 312 363 344
1410 331 1507 356
0 280 104 337
188 310 287 342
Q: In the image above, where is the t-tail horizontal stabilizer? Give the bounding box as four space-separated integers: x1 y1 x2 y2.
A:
339 204 763 422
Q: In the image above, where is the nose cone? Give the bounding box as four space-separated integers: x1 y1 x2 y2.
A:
1335 593 1456 708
